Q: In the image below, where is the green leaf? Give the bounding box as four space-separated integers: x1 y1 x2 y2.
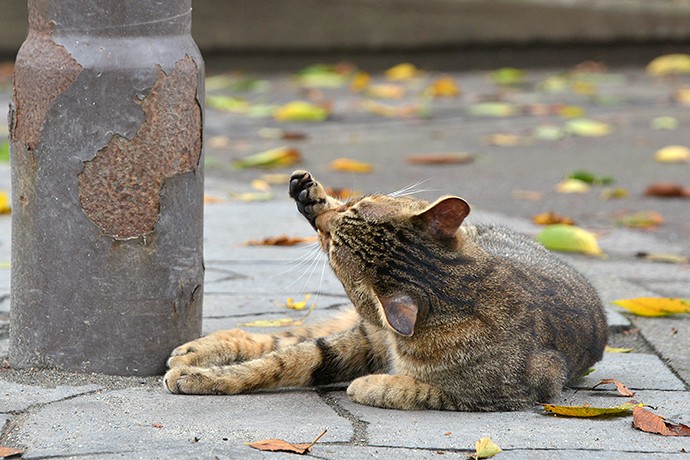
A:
566 170 614 185
536 224 602 256
0 141 9 163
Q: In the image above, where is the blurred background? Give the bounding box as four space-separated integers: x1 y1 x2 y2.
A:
2 0 690 70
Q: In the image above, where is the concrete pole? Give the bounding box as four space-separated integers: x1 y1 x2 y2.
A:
9 0 204 375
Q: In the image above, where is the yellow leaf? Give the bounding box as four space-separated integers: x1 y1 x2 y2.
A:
650 116 678 130
599 187 629 200
274 101 329 122
605 345 634 353
350 71 371 92
286 294 312 311
611 297 690 317
541 401 641 417
366 84 406 99
532 211 574 226
474 437 502 459
0 192 11 214
385 63 422 81
425 76 460 97
654 145 690 163
230 192 274 202
647 54 690 76
239 303 315 328
536 224 602 256
250 179 272 192
555 179 590 194
207 95 250 113
557 105 586 119
330 158 374 173
468 102 518 117
233 147 301 169
566 118 611 137
485 133 524 147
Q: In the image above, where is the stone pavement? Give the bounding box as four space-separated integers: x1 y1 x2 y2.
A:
1 61 690 458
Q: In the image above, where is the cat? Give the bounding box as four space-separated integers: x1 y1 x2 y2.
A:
163 170 607 411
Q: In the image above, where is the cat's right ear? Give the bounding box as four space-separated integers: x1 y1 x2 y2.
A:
416 196 470 239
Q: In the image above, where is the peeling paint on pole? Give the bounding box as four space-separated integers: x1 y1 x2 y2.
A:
79 56 202 239
9 0 205 376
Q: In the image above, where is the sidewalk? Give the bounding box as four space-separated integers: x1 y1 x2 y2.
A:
1 60 690 458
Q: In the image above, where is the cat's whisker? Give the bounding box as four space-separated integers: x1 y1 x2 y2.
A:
387 178 438 198
297 244 326 295
273 242 322 278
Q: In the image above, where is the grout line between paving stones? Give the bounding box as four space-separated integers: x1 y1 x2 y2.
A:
316 389 369 447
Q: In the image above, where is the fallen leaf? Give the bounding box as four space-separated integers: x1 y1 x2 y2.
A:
362 100 423 118
582 368 596 377
250 179 272 192
350 71 371 92
599 187 629 200
654 145 690 163
330 158 374 173
245 235 317 246
0 446 23 458
233 147 301 169
650 116 679 130
532 212 574 226
557 105 586 119
644 182 690 198
484 133 525 147
615 210 664 229
565 118 612 137
533 125 567 141
203 194 226 204
325 186 360 199
0 141 9 163
285 294 314 311
555 179 590 194
248 438 313 454
571 80 597 95
366 83 406 99
206 95 250 113
611 297 690 317
295 63 350 88
468 102 518 117
385 62 422 81
675 87 690 105
259 173 292 185
512 190 543 201
541 401 640 417
491 67 525 85
647 53 690 76
258 128 308 141
567 170 614 185
474 437 502 459
633 406 690 436
592 379 635 397
151 423 164 428
604 345 634 353
635 252 689 264
230 192 274 202
274 101 329 122
0 192 10 214
406 153 474 165
425 76 461 97
536 224 602 256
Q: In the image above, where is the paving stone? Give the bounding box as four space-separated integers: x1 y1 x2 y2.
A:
332 389 690 453
575 352 685 391
0 381 102 413
8 388 352 459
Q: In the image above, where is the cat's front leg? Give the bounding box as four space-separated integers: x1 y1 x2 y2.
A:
347 374 454 410
167 329 276 368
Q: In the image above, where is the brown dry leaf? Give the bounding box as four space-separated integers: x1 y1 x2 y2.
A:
644 182 690 198
541 401 641 417
532 211 575 226
633 406 690 436
330 158 374 173
405 153 474 165
0 446 23 458
248 438 312 454
592 378 635 397
366 83 406 99
245 235 317 247
484 133 526 147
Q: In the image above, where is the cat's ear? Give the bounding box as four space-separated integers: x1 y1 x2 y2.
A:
379 293 418 336
417 196 470 239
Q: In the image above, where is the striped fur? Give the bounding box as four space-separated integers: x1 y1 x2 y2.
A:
164 170 607 411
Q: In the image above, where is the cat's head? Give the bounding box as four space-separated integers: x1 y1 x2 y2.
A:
290 170 470 336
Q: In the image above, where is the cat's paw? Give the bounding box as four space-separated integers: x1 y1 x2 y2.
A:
166 329 255 369
347 374 446 410
163 366 223 395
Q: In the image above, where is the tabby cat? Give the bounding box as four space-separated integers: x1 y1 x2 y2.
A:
164 170 607 411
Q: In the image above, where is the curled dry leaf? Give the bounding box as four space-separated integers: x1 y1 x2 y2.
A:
245 235 318 246
612 297 690 317
0 446 24 458
633 406 690 436
474 437 502 459
592 378 635 397
644 182 690 198
425 76 461 97
248 438 312 455
615 211 664 229
541 401 641 417
405 153 474 165
330 158 374 173
233 147 301 169
532 211 575 226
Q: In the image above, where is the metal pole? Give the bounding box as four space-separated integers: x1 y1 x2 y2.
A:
9 0 204 376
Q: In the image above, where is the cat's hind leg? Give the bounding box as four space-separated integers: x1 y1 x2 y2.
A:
346 374 455 410
167 308 358 369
